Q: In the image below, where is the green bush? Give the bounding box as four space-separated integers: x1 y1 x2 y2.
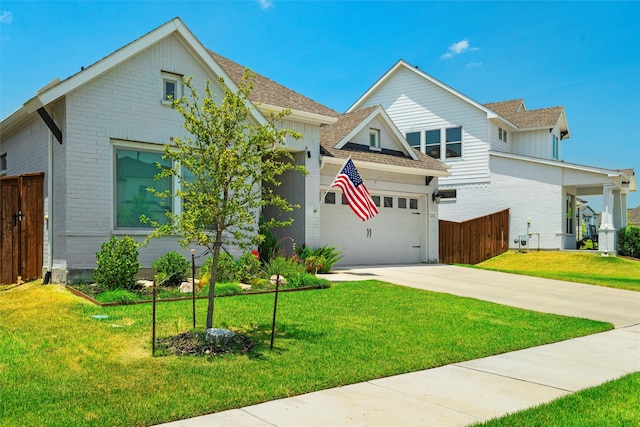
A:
294 244 343 273
201 252 237 283
152 252 190 287
262 256 305 279
235 252 261 283
286 271 331 289
617 226 640 258
258 215 280 264
93 236 140 291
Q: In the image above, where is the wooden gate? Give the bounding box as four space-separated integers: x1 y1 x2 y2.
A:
439 209 510 265
0 173 44 284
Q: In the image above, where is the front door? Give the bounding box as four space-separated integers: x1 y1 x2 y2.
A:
0 173 44 284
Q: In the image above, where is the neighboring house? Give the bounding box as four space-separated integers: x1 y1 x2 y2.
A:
628 206 640 227
577 202 599 241
0 18 448 284
348 60 636 254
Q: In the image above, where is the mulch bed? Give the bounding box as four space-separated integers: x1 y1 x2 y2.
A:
155 331 256 357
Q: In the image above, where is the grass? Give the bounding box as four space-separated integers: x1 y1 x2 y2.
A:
470 251 640 291
0 279 611 427
473 372 640 426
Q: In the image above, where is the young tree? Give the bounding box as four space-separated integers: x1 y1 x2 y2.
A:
146 70 306 329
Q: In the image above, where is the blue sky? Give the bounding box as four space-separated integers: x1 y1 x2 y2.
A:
1 1 639 209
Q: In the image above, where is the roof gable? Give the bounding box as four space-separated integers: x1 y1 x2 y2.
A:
347 60 498 120
6 18 265 130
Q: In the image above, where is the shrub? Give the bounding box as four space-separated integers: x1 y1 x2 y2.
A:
294 244 343 273
286 271 331 289
617 226 640 258
262 256 305 279
235 252 262 283
258 215 280 263
152 252 190 287
93 236 140 291
200 252 238 284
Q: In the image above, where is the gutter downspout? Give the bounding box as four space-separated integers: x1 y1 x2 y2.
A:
44 131 54 283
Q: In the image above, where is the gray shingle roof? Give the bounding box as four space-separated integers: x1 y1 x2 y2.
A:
209 51 339 118
319 107 449 173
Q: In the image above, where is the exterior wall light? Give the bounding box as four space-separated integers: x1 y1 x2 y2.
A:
432 189 442 203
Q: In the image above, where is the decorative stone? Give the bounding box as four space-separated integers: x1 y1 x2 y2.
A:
269 275 287 286
179 281 193 293
137 280 154 288
205 328 234 346
238 283 252 291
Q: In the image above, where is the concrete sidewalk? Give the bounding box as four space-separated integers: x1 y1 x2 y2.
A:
156 265 640 427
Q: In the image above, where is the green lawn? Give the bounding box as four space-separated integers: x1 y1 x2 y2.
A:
471 251 640 291
0 280 611 427
473 372 640 426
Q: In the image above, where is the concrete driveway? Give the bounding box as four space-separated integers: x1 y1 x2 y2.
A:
329 264 640 328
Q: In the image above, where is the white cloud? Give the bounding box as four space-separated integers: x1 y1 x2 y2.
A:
466 62 483 69
441 39 479 59
0 11 13 24
257 0 273 10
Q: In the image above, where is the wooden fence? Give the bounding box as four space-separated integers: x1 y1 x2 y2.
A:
439 209 510 265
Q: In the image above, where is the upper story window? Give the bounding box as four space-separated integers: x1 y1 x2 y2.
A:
552 134 559 160
498 127 508 143
406 131 421 150
425 129 441 159
162 71 182 104
445 127 462 158
369 128 381 150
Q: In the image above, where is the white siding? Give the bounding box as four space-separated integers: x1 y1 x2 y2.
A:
359 67 490 185
60 34 231 273
438 155 565 250
489 121 513 153
511 127 562 160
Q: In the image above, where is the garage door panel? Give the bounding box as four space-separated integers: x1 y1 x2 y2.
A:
321 193 424 265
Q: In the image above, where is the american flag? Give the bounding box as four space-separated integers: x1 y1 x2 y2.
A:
331 159 379 221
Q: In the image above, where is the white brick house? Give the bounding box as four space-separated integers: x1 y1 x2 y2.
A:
349 61 636 253
0 19 448 283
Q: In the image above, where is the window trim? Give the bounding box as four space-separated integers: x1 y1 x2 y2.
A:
161 71 182 105
369 128 381 151
113 140 179 230
445 126 462 159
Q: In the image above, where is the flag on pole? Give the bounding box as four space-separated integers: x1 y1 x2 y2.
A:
330 158 379 221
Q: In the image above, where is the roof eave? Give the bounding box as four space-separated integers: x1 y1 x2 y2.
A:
256 103 338 125
322 155 450 177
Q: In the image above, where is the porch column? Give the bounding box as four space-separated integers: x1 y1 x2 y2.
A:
599 185 616 254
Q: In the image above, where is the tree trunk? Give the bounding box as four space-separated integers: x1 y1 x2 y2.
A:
205 232 223 329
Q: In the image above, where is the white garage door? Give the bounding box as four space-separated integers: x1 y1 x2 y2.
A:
320 192 424 265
